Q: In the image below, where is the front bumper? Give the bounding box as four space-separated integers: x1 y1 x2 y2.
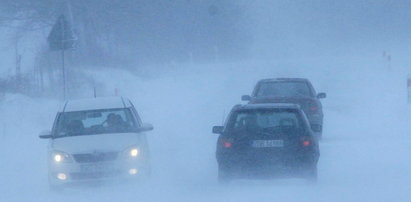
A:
48 159 147 185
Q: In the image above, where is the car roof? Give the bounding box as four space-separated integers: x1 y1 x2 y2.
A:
59 96 132 112
258 78 309 83
233 103 301 111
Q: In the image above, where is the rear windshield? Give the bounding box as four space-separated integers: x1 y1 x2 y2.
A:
226 109 306 135
54 108 137 137
256 81 312 97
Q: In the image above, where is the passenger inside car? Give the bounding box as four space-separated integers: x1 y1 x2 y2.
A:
66 120 85 135
106 113 129 132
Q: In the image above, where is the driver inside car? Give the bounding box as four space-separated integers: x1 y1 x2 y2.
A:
237 114 260 133
106 113 128 131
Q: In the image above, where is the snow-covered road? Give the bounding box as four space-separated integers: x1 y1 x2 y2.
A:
1 60 411 202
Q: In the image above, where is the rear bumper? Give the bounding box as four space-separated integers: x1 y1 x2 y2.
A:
221 165 314 179
217 153 318 177
219 161 317 179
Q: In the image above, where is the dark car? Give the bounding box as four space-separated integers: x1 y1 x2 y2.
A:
212 104 320 183
241 78 326 137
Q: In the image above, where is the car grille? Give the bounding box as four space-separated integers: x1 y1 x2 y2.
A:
70 171 121 180
73 152 118 163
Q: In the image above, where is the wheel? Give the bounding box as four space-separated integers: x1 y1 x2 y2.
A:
304 164 318 182
317 132 322 140
48 174 65 192
138 165 152 180
311 124 323 140
49 184 64 192
318 125 323 140
218 165 233 184
48 181 65 192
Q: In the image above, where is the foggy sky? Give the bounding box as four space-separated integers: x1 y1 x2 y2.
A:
244 0 411 59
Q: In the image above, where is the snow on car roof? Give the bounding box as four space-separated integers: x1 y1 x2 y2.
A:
259 78 309 83
60 97 132 112
235 103 300 110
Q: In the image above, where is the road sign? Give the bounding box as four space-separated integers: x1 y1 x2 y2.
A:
47 15 76 51
47 14 76 100
407 77 411 104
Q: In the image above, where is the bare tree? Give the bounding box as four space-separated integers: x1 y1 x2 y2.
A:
1 0 247 66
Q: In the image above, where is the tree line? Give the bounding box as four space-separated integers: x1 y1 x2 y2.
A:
1 0 248 66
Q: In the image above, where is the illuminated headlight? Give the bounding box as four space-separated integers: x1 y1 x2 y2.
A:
57 173 67 180
124 146 140 159
54 154 63 162
130 148 139 157
128 168 138 175
52 151 72 163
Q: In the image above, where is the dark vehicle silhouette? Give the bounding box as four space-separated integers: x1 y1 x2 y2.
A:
242 78 326 137
213 104 320 183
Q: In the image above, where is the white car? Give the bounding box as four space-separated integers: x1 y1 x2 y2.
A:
39 97 153 188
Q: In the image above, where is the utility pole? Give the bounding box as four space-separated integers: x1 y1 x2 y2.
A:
382 51 391 69
407 76 411 104
15 40 22 92
61 16 66 100
62 48 66 100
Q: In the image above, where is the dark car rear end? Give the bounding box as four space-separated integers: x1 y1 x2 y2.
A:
243 78 326 137
213 104 319 182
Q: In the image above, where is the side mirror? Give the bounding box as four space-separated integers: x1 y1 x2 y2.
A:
317 92 326 99
137 123 154 133
241 95 251 101
212 126 224 134
39 130 53 139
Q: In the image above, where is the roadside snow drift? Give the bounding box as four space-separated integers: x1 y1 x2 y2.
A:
1 59 411 202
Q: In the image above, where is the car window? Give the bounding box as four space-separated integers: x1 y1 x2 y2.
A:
256 82 312 97
54 108 137 137
227 109 305 135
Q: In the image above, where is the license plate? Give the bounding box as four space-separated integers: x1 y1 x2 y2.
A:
80 163 114 172
252 140 284 148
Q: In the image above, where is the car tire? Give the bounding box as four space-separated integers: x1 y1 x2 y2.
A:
48 174 65 192
130 165 151 182
317 132 322 140
304 164 318 182
311 124 323 140
141 165 152 179
218 165 232 184
49 183 64 192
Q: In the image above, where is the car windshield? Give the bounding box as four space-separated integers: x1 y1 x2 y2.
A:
256 82 312 97
54 108 137 137
227 109 305 135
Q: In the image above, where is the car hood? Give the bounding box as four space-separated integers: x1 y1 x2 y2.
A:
51 133 140 154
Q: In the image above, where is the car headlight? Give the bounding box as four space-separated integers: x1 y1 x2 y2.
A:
129 148 139 157
52 151 72 163
124 147 139 158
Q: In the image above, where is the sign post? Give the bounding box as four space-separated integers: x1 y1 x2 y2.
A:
408 76 411 104
47 15 76 100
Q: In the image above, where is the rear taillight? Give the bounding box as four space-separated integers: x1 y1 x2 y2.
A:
301 136 313 147
221 138 233 148
303 140 311 147
223 141 232 148
310 105 318 113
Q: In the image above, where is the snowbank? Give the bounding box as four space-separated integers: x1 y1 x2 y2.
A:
1 58 411 201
